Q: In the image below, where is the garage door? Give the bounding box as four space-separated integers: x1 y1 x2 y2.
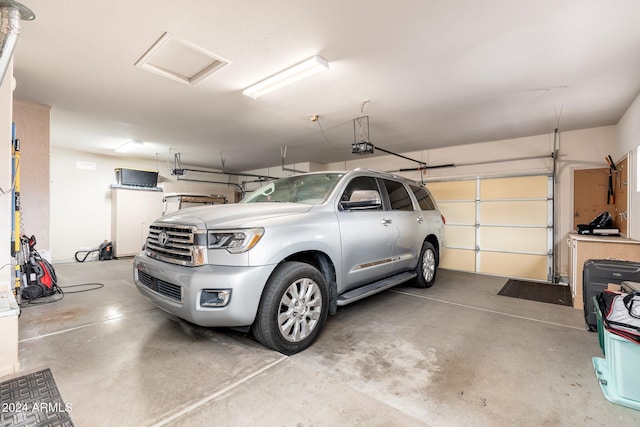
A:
427 175 552 281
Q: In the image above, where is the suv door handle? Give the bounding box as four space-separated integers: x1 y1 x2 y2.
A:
381 218 392 226
416 217 424 224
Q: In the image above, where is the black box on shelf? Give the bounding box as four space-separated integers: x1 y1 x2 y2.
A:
115 168 158 188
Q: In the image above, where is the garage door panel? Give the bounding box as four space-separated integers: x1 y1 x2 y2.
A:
427 180 475 201
444 225 475 248
437 202 475 224
478 252 548 281
440 248 475 272
478 226 546 253
480 175 548 200
430 174 551 281
479 201 547 226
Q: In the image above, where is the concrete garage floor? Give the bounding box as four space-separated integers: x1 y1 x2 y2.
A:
11 259 640 426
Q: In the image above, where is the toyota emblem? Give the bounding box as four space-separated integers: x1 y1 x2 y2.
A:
157 231 169 247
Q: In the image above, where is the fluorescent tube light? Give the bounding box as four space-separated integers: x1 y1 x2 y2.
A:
243 55 329 99
115 140 143 153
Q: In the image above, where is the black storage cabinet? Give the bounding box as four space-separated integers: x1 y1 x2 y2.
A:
115 168 158 188
583 259 640 331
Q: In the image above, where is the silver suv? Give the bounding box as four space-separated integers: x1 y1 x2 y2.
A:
133 169 445 354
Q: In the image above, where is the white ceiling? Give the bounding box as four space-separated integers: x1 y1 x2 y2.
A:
11 0 640 171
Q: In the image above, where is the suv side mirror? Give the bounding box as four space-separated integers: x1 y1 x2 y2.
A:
340 190 382 210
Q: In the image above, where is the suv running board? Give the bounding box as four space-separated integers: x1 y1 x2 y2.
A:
336 271 417 306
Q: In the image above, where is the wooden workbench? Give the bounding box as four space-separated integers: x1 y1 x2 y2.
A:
567 232 640 310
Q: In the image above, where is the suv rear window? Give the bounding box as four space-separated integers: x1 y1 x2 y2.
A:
409 185 436 211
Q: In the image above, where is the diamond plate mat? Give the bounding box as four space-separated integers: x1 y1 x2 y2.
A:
0 368 73 427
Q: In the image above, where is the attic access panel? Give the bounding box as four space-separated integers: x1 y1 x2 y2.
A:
135 32 228 85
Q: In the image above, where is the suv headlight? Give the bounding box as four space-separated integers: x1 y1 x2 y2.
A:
207 227 264 253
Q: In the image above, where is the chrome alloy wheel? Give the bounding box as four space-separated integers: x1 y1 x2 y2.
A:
422 248 436 283
278 277 323 342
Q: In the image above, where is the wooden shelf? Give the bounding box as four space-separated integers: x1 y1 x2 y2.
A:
567 232 640 310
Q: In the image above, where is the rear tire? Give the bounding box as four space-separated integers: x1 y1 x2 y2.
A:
414 241 437 288
252 261 329 355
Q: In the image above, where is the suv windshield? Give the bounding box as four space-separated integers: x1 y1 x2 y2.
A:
242 173 344 205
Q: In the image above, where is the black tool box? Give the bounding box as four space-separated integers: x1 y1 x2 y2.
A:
583 259 640 331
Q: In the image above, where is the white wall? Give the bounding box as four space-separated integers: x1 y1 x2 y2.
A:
0 65 11 291
555 127 618 276
0 62 19 377
616 91 640 240
326 126 616 279
50 125 624 275
327 134 558 177
50 148 242 262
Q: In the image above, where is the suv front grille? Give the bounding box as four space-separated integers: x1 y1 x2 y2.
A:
137 270 182 302
146 223 204 266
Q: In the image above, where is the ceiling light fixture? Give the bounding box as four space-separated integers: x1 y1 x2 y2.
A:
115 140 143 154
242 55 329 99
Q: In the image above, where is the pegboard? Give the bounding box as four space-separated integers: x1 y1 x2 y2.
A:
573 156 628 234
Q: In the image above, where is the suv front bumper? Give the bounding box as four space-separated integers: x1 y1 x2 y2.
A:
133 253 276 327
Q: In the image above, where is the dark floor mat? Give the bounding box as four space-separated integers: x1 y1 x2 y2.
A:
0 368 74 427
498 279 573 306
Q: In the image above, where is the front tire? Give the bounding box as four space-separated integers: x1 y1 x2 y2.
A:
252 261 329 355
414 241 437 288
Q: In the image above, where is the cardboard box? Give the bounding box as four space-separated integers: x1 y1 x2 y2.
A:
607 283 622 292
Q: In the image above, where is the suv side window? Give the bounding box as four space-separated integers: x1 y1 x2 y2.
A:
341 176 383 210
409 184 436 211
382 179 414 211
